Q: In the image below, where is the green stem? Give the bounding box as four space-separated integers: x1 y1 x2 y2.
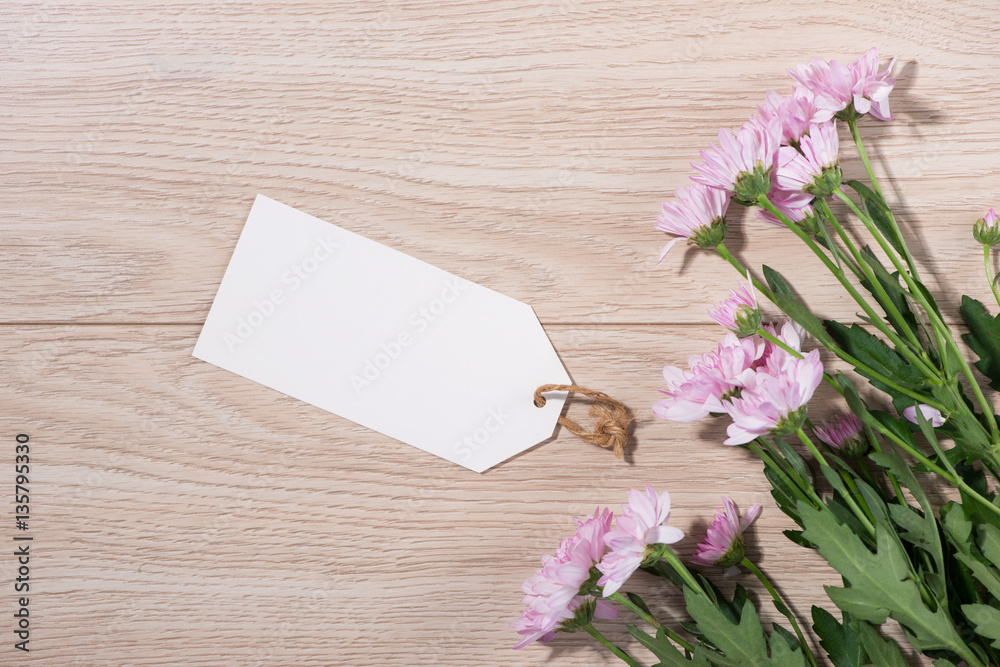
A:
742 558 817 667
720 239 937 408
816 197 923 351
759 195 940 382
815 202 868 282
835 188 1000 441
665 549 705 595
846 118 921 282
865 414 1000 521
864 422 907 504
609 592 696 653
796 427 876 536
757 328 802 359
855 456 884 498
986 244 1000 312
795 424 829 467
749 440 818 508
756 328 842 394
582 624 642 666
715 243 777 304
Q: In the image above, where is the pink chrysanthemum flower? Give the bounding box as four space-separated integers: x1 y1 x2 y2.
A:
755 186 815 227
708 273 762 337
655 184 730 262
723 349 824 445
813 413 868 458
757 87 825 146
789 47 896 122
512 508 619 649
974 208 1000 247
714 332 768 382
756 320 807 375
653 334 764 422
902 404 946 428
691 115 782 203
597 486 685 596
775 122 842 197
691 497 762 570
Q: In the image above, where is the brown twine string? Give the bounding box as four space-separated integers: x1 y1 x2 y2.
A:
533 384 634 460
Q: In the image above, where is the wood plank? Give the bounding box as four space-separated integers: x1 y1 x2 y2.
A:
1 323 896 665
3 1 1000 325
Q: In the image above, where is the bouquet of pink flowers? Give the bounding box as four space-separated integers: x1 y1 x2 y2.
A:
513 48 1000 666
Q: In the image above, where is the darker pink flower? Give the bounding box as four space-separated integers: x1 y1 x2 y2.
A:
813 413 868 457
691 497 762 569
512 508 619 649
789 47 896 122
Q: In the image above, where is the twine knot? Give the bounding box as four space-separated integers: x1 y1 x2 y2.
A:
533 384 634 460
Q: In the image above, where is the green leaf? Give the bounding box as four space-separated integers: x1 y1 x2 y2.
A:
642 560 686 590
628 625 705 666
683 588 808 666
811 606 865 667
868 410 918 450
763 265 835 348
824 321 925 402
868 439 947 595
626 591 654 618
960 295 1000 391
773 438 812 487
855 620 909 667
858 246 920 340
764 466 803 524
844 180 904 257
963 604 1000 649
931 658 959 667
783 529 815 549
770 623 798 652
888 504 934 554
979 524 1000 567
798 500 971 655
913 278 944 321
941 502 1000 601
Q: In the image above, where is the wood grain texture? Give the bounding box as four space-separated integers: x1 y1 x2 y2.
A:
4 0 999 664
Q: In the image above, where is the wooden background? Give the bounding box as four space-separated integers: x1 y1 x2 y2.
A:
4 1 1000 664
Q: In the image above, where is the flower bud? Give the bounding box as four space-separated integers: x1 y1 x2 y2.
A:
974 209 1000 247
691 498 762 569
708 274 760 337
813 414 869 458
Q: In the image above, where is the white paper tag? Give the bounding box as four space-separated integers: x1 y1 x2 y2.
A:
193 195 571 472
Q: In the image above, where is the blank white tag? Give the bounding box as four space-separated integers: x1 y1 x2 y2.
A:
193 195 571 472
